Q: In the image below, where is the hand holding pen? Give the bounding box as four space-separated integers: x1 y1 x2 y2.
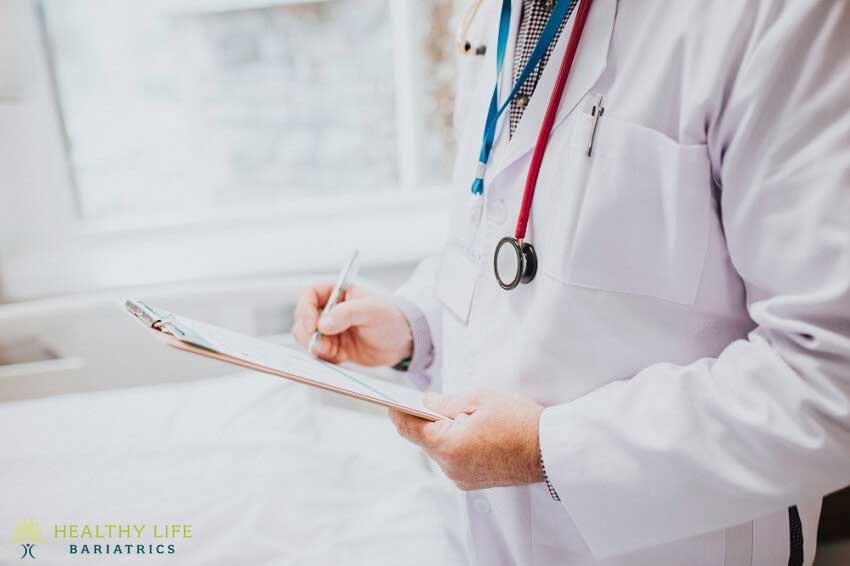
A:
292 251 414 366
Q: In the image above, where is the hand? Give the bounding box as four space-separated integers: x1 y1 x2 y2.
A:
389 390 544 490
291 283 413 366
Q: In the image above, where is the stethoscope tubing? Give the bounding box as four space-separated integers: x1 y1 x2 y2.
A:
514 0 595 240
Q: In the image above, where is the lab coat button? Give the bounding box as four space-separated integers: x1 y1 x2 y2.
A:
472 495 491 514
489 199 507 224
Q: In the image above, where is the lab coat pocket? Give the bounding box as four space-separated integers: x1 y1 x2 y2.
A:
546 113 713 305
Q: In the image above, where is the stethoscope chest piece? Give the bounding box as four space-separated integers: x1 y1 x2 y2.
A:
494 237 538 290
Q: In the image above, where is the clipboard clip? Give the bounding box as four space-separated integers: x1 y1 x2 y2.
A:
125 299 207 348
125 299 163 328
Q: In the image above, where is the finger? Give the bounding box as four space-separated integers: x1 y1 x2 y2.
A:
310 334 330 358
423 391 480 418
293 283 337 336
304 334 342 364
388 409 431 446
317 299 375 336
291 320 310 346
419 418 453 448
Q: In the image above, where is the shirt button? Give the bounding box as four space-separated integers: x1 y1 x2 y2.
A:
472 495 491 514
516 94 530 109
489 199 507 225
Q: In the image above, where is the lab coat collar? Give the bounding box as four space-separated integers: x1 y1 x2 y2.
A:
487 0 617 182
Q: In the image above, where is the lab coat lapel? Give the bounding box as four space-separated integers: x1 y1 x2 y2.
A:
488 0 617 180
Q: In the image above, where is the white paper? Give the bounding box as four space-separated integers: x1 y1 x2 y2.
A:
161 312 444 421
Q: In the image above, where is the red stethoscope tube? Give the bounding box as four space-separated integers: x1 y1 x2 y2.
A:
515 0 594 241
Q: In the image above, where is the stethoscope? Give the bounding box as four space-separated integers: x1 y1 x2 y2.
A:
465 0 595 290
457 0 488 55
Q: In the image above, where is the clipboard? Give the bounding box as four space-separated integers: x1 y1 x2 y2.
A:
126 300 443 422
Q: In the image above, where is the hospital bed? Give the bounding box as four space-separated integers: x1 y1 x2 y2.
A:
0 369 469 564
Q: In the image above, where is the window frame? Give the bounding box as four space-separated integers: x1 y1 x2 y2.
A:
0 0 453 301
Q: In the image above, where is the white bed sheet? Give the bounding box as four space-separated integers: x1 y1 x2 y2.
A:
0 372 469 565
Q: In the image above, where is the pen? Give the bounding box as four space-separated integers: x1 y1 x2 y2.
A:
586 93 605 157
307 250 360 356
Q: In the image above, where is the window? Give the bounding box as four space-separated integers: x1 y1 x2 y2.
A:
0 1 458 300
39 0 457 221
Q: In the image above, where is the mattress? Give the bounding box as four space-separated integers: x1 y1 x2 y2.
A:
0 371 469 565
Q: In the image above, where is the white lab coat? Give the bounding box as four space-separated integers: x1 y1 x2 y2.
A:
396 1 850 565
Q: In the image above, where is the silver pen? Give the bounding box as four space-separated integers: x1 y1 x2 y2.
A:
307 250 360 355
586 93 605 157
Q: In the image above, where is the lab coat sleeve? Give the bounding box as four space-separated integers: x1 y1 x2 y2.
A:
392 256 443 388
539 1 850 558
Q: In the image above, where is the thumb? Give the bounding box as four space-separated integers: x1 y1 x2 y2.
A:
423 391 479 419
317 299 373 335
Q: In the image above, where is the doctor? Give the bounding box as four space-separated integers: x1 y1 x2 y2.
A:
293 0 850 564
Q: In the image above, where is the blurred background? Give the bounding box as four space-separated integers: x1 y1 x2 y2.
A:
0 4 470 562
0 0 457 398
1 1 848 563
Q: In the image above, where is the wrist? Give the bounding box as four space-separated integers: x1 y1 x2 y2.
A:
527 406 545 484
399 317 415 362
536 407 561 501
388 295 434 375
388 305 414 367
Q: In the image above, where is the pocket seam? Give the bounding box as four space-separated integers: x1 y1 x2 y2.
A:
541 270 706 307
581 111 708 150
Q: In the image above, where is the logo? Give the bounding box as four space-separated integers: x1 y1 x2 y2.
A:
13 519 44 559
8 519 192 560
